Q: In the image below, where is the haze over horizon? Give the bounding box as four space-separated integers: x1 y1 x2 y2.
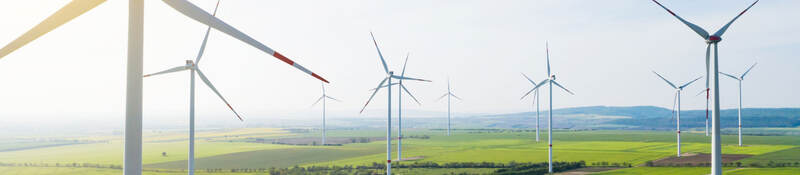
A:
0 0 798 128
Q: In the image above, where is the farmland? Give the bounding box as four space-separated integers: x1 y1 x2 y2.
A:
0 128 798 174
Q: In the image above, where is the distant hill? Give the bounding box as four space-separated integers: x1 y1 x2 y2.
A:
460 106 800 130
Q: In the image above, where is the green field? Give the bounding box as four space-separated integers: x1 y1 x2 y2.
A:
593 167 800 175
0 128 798 174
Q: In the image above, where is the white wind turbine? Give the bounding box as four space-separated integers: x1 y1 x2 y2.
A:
520 43 573 173
720 63 757 147
653 71 701 158
436 78 462 136
0 1 329 174
143 2 244 174
360 32 430 175
652 1 759 173
369 53 424 161
311 83 341 146
521 73 541 142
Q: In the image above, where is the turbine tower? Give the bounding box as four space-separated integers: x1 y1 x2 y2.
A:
369 53 424 161
653 71 701 157
652 1 758 173
521 73 541 142
436 78 462 136
521 43 573 173
360 32 430 175
311 84 341 146
720 63 757 147
0 1 329 174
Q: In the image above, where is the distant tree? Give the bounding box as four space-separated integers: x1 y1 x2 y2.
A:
162 152 167 157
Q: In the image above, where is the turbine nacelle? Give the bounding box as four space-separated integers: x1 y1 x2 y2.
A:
550 75 556 80
706 35 722 43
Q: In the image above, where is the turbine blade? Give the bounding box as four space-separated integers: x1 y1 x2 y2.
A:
163 0 329 83
369 82 399 91
400 84 422 106
695 89 706 97
195 68 243 121
521 79 549 100
719 72 739 80
143 65 191 77
325 95 342 102
670 92 677 125
740 62 757 79
0 0 106 60
546 42 551 76
652 71 677 89
359 77 388 113
672 91 678 115
391 75 431 82
705 44 711 89
713 0 759 37
679 76 703 89
521 73 537 86
194 0 221 64
651 0 710 39
450 93 463 101
551 80 574 95
369 32 389 75
401 52 409 77
435 93 449 102
310 95 324 108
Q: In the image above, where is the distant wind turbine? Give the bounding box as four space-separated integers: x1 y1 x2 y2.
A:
143 3 246 174
0 1 329 174
720 62 757 147
436 78 462 136
521 43 574 173
652 1 759 173
370 53 424 161
360 32 430 175
653 71 701 157
521 73 541 142
311 84 341 146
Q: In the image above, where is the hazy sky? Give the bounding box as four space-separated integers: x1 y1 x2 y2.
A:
0 0 797 128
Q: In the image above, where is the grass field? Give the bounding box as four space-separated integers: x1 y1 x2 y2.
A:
739 147 800 165
0 128 797 174
592 167 800 175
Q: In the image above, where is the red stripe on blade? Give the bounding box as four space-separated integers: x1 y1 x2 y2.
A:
272 52 294 65
312 73 329 83
227 104 243 121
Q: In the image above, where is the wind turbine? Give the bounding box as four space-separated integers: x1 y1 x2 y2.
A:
521 73 541 142
652 1 759 173
436 78 462 136
653 71 701 157
360 32 430 175
142 2 242 174
520 43 573 173
370 53 424 161
311 83 341 146
720 63 757 147
0 1 329 174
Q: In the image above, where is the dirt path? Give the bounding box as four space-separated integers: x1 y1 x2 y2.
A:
555 167 621 175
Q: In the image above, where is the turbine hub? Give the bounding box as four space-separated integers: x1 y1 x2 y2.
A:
706 35 722 43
